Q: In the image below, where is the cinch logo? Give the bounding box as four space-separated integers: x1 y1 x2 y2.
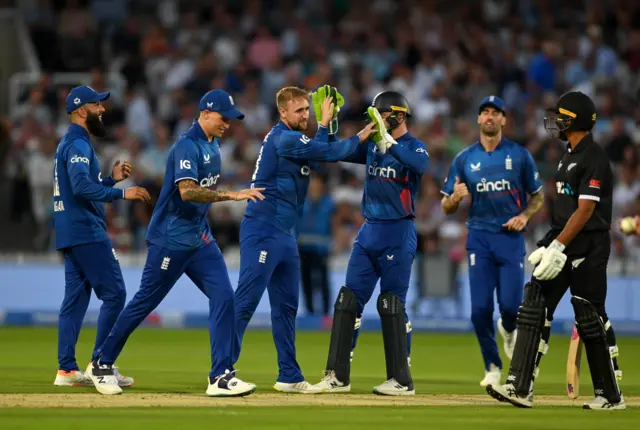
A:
556 181 575 195
70 155 89 164
200 173 220 188
476 178 511 192
368 165 397 178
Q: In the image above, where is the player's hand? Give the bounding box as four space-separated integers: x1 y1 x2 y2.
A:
451 177 469 204
112 160 132 182
233 187 266 203
124 186 151 203
532 240 567 281
527 246 546 265
356 122 378 143
503 213 529 231
320 96 335 128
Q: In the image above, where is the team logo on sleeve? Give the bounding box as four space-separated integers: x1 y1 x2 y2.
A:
179 160 191 170
589 179 600 189
70 155 90 164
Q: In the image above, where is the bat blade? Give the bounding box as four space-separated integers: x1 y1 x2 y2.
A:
566 324 583 399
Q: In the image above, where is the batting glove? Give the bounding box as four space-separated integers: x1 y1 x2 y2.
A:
532 240 567 281
311 85 344 135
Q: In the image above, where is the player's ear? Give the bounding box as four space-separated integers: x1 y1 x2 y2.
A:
501 115 506 127
477 115 481 125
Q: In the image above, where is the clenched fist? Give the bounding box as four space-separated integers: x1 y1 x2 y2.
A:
451 177 469 204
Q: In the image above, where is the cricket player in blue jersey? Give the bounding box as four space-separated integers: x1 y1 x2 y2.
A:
86 89 264 396
232 86 378 393
53 86 151 388
440 96 544 388
313 91 429 396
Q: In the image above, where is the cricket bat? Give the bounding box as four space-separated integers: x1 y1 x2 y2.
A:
566 323 583 399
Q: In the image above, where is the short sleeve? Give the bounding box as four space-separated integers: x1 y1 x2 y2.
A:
522 150 543 194
441 154 463 197
173 139 199 183
578 158 607 202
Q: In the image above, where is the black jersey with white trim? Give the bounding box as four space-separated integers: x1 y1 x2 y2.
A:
552 133 613 232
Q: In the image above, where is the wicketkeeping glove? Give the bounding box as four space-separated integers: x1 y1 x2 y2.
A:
367 106 396 154
311 85 344 135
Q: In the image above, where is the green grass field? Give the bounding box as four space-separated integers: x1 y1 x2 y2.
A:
0 327 638 429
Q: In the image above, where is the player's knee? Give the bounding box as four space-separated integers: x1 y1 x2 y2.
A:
214 284 235 307
334 286 358 312
470 306 493 326
377 293 404 316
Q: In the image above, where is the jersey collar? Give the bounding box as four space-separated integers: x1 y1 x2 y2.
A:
395 131 412 142
476 137 505 152
566 133 593 153
67 123 90 140
186 120 210 142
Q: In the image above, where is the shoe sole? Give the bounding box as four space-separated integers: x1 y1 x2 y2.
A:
273 384 323 394
372 389 416 396
53 380 94 387
206 386 257 397
321 386 351 393
486 385 531 408
583 404 626 410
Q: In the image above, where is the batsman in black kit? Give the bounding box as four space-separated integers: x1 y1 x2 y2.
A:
486 91 625 410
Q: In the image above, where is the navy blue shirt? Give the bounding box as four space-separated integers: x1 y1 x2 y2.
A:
441 138 543 233
244 122 360 235
297 195 335 255
53 124 124 249
342 132 429 221
146 121 222 251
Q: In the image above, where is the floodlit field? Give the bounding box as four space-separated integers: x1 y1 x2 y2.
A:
0 327 638 429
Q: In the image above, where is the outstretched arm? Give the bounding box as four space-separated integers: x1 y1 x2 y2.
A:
178 180 265 203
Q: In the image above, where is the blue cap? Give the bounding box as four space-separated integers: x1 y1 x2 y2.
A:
65 86 110 114
479 95 506 115
199 89 245 120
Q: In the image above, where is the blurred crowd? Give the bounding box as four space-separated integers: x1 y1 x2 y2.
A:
1 0 640 264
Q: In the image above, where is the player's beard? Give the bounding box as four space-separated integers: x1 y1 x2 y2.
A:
481 122 500 137
86 111 107 138
291 119 308 132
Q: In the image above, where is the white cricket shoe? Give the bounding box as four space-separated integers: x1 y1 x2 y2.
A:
53 369 93 387
373 378 415 396
206 370 256 397
274 380 323 394
583 395 626 410
480 363 501 387
486 383 533 408
113 364 135 387
497 318 517 360
313 371 351 393
85 360 123 395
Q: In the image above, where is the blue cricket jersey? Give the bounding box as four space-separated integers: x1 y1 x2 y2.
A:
342 132 430 221
441 138 543 233
297 195 335 255
244 122 361 235
146 120 222 251
53 124 124 250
